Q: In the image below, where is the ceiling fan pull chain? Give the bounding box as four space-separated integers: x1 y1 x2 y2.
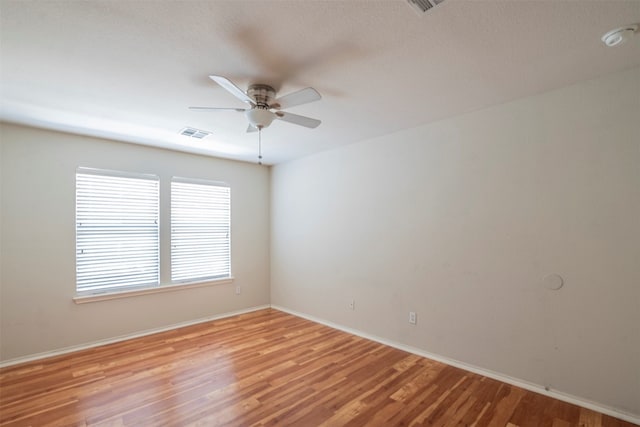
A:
258 127 263 165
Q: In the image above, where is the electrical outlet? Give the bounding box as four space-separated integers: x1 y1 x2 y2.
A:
409 311 417 325
349 299 355 310
235 286 241 295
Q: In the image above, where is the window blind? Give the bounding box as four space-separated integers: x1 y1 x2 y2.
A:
76 169 159 294
171 179 231 282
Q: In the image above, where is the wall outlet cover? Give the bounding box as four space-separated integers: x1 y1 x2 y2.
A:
409 311 417 325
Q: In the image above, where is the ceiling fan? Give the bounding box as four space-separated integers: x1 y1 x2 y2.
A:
190 75 322 133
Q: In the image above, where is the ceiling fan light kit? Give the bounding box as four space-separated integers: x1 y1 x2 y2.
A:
189 75 322 164
245 108 275 130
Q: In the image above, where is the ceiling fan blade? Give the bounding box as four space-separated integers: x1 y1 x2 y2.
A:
246 124 258 133
272 87 321 110
189 107 246 112
209 75 255 105
275 111 321 129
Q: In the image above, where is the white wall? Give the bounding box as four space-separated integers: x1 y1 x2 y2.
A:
0 124 270 361
271 67 640 417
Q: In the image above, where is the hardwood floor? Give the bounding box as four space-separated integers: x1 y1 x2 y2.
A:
0 309 635 427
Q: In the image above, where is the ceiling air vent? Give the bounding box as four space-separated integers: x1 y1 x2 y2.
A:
407 0 445 14
180 127 211 139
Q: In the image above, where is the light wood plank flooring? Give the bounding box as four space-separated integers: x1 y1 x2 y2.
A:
0 309 635 426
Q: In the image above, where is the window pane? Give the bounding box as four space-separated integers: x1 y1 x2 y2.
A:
76 169 159 294
171 180 231 282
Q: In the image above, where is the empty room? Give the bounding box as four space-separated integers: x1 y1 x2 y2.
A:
1 0 639 426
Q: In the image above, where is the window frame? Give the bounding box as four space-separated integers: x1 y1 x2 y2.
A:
170 177 232 284
73 169 234 304
75 167 160 296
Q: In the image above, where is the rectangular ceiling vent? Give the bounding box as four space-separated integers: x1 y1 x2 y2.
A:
180 127 211 139
407 0 445 14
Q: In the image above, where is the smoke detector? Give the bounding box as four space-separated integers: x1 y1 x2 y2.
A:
601 25 638 47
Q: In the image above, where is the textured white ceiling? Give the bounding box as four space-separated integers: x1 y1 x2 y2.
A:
1 0 639 164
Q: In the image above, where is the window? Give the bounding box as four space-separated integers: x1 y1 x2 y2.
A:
74 170 231 301
76 168 159 294
171 178 231 283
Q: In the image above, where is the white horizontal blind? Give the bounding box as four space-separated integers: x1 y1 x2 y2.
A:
171 179 231 282
76 169 159 294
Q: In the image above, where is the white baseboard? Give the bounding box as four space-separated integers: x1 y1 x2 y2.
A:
0 305 270 369
271 305 640 425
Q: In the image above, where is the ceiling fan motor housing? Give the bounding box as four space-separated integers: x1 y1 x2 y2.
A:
247 84 276 108
245 84 277 129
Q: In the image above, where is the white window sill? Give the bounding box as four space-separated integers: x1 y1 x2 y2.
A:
73 277 234 304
